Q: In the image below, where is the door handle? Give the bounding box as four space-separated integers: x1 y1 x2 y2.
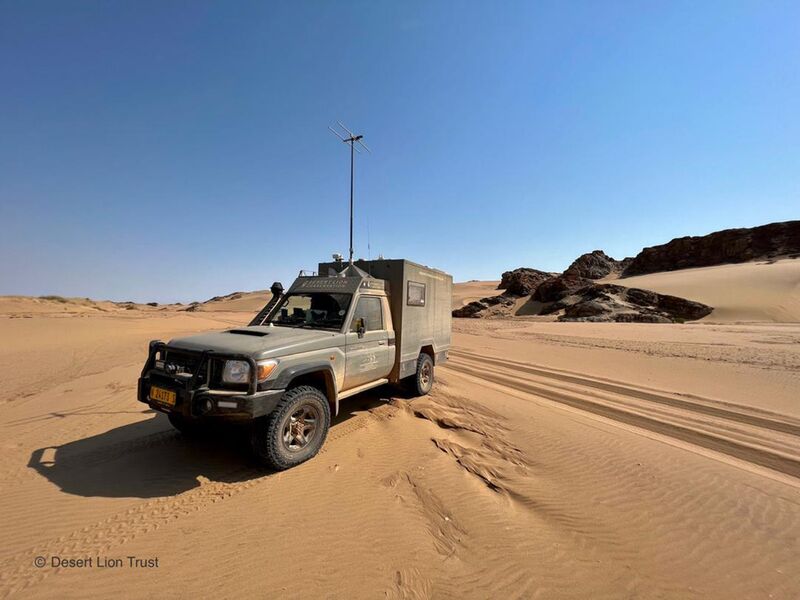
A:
378 341 386 346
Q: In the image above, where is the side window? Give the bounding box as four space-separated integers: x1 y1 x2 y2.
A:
350 296 383 332
407 281 426 306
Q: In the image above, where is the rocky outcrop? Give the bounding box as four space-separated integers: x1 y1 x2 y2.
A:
530 249 632 304
557 284 713 323
456 231 736 321
455 267 552 318
622 220 800 277
498 270 517 289
497 268 552 295
563 250 631 280
452 294 516 318
532 274 592 303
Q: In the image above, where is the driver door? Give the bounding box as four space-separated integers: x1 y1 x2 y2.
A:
344 295 392 390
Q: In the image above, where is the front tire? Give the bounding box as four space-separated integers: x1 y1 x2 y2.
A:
411 353 434 396
250 385 331 470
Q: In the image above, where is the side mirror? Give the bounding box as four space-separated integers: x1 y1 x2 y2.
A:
356 318 366 338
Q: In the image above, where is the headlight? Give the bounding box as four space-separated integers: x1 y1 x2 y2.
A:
221 359 278 384
222 360 250 384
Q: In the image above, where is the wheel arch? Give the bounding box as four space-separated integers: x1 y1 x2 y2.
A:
419 344 436 364
276 364 338 416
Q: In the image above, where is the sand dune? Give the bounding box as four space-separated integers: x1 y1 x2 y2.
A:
611 258 800 323
0 296 138 316
2 271 800 598
451 280 501 309
190 291 271 313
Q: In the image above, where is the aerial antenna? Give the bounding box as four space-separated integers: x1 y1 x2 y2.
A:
329 121 370 265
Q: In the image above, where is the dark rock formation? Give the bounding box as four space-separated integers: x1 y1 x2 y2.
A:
558 284 713 323
622 220 800 277
452 294 516 318
497 270 516 289
497 268 552 296
563 299 607 318
457 267 553 318
563 250 630 280
532 274 592 303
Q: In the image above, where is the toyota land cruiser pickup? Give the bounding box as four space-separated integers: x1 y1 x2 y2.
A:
138 259 452 470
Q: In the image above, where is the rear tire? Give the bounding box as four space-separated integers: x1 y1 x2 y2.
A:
250 385 331 470
411 353 434 396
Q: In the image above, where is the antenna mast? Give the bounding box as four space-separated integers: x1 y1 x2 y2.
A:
329 121 370 265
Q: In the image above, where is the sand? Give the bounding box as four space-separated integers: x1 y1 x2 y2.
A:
450 280 502 309
2 266 800 599
609 258 800 323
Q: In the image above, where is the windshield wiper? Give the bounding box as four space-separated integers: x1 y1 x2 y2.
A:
271 320 340 330
293 321 342 330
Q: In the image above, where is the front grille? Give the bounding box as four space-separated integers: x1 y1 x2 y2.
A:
164 350 201 370
158 349 246 392
162 349 208 387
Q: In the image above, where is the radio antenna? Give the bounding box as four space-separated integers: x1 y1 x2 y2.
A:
329 122 370 265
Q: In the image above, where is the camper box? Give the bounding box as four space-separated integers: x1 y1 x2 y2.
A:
318 258 452 381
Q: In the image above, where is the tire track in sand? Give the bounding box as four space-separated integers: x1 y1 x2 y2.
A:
446 349 800 480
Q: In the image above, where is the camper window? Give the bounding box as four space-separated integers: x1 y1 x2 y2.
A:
407 281 426 306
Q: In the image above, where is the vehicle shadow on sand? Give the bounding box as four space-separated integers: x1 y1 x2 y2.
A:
28 391 391 499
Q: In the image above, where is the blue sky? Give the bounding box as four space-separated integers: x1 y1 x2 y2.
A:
1 1 798 303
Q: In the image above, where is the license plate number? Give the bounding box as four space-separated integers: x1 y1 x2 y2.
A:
150 386 176 406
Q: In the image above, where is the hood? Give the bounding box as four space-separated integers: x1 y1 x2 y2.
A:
167 326 341 359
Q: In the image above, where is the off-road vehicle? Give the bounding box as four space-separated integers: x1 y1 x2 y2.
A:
138 259 452 470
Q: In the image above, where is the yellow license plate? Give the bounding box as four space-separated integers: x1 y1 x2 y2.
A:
150 386 176 406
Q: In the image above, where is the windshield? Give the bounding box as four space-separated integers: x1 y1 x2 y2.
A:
267 293 352 330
